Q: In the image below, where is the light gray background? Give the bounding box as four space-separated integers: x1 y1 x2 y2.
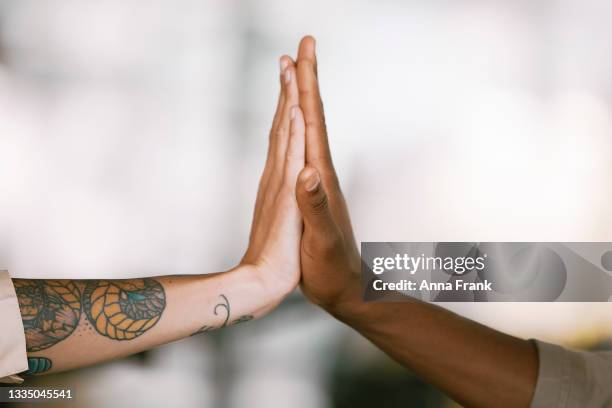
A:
2 1 612 407
1 0 611 279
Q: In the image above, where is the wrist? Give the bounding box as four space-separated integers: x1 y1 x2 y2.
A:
231 263 295 315
322 276 413 334
321 277 368 324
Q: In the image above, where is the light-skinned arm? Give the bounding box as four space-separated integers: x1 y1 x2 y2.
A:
15 55 306 376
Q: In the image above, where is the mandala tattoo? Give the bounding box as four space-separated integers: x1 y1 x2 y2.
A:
15 280 82 352
82 279 166 340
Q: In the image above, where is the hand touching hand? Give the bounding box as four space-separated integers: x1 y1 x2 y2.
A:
11 58 309 376
241 56 306 303
291 38 539 408
292 37 362 314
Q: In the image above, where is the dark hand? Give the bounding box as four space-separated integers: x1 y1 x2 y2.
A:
293 37 361 313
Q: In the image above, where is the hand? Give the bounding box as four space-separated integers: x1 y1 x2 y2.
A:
293 37 362 314
240 55 306 302
291 39 540 408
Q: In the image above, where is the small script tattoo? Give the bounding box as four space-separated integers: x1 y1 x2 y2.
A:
190 295 253 336
232 315 254 325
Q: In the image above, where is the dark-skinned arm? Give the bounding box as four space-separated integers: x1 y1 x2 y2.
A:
293 36 538 408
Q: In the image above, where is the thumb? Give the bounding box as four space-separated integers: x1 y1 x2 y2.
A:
296 167 339 241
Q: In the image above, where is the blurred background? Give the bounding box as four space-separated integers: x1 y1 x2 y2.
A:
2 0 612 406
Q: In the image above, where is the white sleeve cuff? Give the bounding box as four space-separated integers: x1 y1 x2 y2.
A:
531 339 612 408
0 270 28 383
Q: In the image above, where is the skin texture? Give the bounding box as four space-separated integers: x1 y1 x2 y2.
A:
293 36 539 408
13 56 306 376
12 37 539 407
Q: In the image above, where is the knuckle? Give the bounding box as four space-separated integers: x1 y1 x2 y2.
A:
298 86 314 98
304 115 326 131
298 59 315 72
275 127 287 139
310 192 329 215
304 116 319 127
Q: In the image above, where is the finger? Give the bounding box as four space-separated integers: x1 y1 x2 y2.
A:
270 57 291 141
265 56 292 185
249 57 290 246
296 167 340 243
283 106 306 191
297 35 317 77
258 57 290 199
296 36 332 166
269 58 298 192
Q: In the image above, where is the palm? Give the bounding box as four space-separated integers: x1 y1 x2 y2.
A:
241 55 305 297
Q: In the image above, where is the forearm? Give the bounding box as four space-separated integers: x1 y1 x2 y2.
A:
14 266 281 376
330 283 538 408
13 50 304 377
290 34 538 408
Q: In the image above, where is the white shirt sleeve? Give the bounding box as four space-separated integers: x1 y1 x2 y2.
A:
0 270 28 383
531 339 612 408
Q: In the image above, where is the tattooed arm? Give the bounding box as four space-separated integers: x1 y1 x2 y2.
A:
14 54 305 376
15 270 275 375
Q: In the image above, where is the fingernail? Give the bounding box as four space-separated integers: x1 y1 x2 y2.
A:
290 106 297 120
280 58 289 73
305 171 320 192
284 68 291 84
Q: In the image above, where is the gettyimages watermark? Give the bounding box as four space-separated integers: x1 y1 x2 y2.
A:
361 243 612 302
